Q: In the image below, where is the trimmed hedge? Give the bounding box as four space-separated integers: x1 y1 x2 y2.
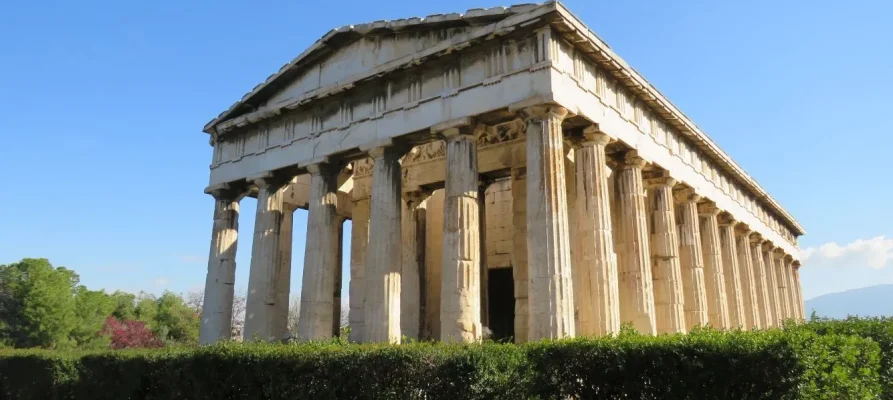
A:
795 316 893 399
0 328 881 400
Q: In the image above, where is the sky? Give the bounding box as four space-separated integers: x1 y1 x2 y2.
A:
1 0 891 303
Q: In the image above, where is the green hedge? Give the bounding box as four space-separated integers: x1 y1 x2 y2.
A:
796 316 893 399
0 328 881 400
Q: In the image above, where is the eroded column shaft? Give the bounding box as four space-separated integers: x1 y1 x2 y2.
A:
200 196 240 345
699 207 730 329
401 193 428 340
736 232 761 329
719 222 745 329
511 168 529 343
348 179 370 342
649 180 685 334
677 194 709 330
750 240 772 328
763 248 781 327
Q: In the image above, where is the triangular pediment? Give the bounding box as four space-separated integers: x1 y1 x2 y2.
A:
204 2 551 132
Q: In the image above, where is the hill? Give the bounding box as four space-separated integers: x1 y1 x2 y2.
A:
805 284 893 319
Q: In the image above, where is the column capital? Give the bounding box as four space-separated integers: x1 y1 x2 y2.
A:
432 117 487 140
761 241 777 253
520 104 568 121
402 189 432 206
306 161 339 177
673 187 701 204
204 182 250 201
620 150 647 170
771 248 786 260
697 201 722 216
644 170 676 189
366 144 405 161
580 125 612 146
749 232 766 245
248 171 295 189
718 214 738 227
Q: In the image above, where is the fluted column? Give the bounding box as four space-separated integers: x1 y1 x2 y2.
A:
676 189 709 330
439 125 483 343
573 127 620 336
615 151 656 335
333 217 345 336
200 190 243 345
785 257 799 320
401 191 429 341
244 176 292 341
719 218 745 329
273 204 295 340
736 228 761 329
762 243 781 327
510 168 529 343
348 166 371 342
698 203 730 329
647 175 685 334
298 163 340 340
524 105 575 340
774 251 790 323
793 263 805 319
750 236 772 328
364 146 403 343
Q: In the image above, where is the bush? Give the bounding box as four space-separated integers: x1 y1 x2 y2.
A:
797 316 893 399
0 327 882 400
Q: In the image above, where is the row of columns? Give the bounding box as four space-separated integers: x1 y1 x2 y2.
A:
199 104 806 345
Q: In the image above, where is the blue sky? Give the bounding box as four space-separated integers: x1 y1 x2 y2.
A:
1 0 891 303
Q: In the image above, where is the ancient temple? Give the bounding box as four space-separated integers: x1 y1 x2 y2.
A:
198 1 806 345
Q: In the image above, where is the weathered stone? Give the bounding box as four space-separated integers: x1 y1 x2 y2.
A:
524 105 575 341
511 168 529 343
273 203 295 340
698 202 730 329
615 151 657 335
676 189 709 330
736 228 761 330
750 236 772 328
200 193 242 345
573 127 620 336
401 191 429 340
719 218 745 329
773 251 791 322
647 175 685 334
761 243 781 327
364 146 404 343
298 163 340 340
348 172 371 342
244 176 292 341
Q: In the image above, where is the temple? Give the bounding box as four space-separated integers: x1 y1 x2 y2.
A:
198 1 806 345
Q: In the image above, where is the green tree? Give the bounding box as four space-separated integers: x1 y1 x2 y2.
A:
0 258 79 349
109 291 136 321
70 287 115 349
154 291 199 343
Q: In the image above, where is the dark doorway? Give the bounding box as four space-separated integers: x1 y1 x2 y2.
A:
487 267 515 342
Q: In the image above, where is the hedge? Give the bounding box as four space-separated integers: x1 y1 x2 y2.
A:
0 328 881 400
794 316 893 399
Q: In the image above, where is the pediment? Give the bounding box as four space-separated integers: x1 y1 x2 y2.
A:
204 2 549 132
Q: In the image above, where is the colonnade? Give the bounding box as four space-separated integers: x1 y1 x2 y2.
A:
199 105 806 345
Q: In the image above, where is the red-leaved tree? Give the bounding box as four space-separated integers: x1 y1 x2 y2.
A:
100 316 163 349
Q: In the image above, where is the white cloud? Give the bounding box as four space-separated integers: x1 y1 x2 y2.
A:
802 236 893 269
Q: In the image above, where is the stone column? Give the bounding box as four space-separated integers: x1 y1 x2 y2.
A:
762 243 781 327
523 105 575 340
736 228 761 329
402 191 429 341
572 127 620 336
510 167 529 343
698 203 730 329
615 151 657 335
273 204 295 340
750 236 772 328
244 175 291 341
786 257 799 320
333 217 345 336
646 174 685 334
200 190 242 345
719 218 745 329
793 263 805 319
363 146 404 343
297 163 340 341
348 164 372 342
774 251 790 323
676 189 709 330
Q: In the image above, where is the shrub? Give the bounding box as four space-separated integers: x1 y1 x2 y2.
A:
0 326 882 400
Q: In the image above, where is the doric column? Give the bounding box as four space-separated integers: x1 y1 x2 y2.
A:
348 161 372 342
785 257 799 320
793 262 805 319
719 218 745 328
200 189 243 345
762 243 781 327
750 235 772 328
676 189 709 330
736 228 761 329
698 203 730 329
333 216 345 336
297 163 340 340
774 251 790 322
572 127 620 336
401 191 429 341
273 203 295 340
438 122 483 343
523 105 575 340
510 167 529 343
615 151 656 335
363 146 404 343
646 174 685 334
244 175 292 341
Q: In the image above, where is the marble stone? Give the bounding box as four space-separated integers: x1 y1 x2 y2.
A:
647 175 685 334
698 203 730 329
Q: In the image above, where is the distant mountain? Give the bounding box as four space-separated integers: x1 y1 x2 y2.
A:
805 284 893 319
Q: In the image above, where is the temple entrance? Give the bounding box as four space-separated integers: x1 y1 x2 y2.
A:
486 267 514 342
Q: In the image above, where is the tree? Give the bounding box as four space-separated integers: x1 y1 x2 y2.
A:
154 291 200 343
70 287 114 349
101 316 162 349
287 297 301 337
109 291 137 321
0 259 79 349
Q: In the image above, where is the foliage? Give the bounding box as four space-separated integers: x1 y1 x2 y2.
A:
0 259 79 349
0 326 882 400
101 317 163 350
797 315 893 399
70 287 115 349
